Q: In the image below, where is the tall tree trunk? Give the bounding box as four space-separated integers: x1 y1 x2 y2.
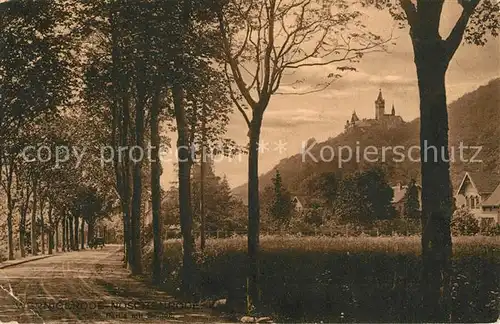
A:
200 114 206 251
122 198 131 265
74 214 79 251
62 214 66 252
122 188 131 265
19 228 25 257
124 98 133 267
130 85 146 275
173 84 196 298
67 215 71 251
19 190 29 258
19 218 26 258
403 3 455 315
68 215 74 251
88 221 95 247
40 198 45 255
80 219 85 250
110 2 131 267
31 179 38 256
6 203 14 260
48 204 53 255
6 190 14 260
247 112 263 311
55 219 59 253
5 159 15 260
414 42 453 321
151 80 163 284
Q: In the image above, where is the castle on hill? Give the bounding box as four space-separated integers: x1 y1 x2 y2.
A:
345 89 404 131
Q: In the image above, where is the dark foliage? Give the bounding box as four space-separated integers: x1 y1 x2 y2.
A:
334 168 395 224
403 179 420 219
155 239 499 323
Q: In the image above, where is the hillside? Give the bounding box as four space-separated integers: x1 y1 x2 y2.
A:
233 78 500 203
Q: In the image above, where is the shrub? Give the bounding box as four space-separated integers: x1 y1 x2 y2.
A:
373 219 421 236
288 215 316 235
451 209 480 236
482 224 500 236
148 236 499 323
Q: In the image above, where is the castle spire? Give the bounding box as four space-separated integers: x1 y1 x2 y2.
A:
375 88 385 119
376 88 384 102
391 103 395 115
351 110 359 123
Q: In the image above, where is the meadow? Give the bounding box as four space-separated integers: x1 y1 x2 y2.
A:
146 235 500 322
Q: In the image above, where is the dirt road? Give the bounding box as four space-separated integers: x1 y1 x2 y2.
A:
0 246 228 323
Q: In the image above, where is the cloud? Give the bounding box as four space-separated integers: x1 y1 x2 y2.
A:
341 71 417 89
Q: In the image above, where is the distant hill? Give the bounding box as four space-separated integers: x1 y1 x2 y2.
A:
233 78 500 203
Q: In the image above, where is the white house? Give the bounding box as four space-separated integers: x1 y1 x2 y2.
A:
292 196 306 212
479 183 500 227
291 195 322 213
455 172 500 226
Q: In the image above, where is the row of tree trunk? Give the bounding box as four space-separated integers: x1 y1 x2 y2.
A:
5 199 96 259
109 2 163 281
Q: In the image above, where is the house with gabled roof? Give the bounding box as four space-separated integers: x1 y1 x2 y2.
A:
292 195 310 213
480 183 500 226
455 171 500 226
291 195 325 214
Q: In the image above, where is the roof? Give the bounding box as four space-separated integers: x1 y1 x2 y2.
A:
292 195 307 205
456 171 500 195
292 195 314 207
468 171 500 193
482 183 500 207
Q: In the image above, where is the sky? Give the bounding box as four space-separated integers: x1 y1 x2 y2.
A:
160 2 500 189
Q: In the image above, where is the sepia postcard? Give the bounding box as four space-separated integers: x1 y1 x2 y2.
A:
0 0 499 323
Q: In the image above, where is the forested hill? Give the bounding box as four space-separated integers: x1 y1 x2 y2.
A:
233 78 500 203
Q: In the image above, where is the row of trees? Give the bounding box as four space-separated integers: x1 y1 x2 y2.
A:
78 0 239 290
262 168 421 230
0 1 116 260
0 0 238 291
0 114 115 260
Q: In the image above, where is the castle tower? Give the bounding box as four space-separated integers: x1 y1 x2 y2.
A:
351 110 359 123
375 89 385 120
391 103 395 116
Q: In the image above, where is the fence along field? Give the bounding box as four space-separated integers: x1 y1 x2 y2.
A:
143 235 500 323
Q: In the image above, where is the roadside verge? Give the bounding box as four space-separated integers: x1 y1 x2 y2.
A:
0 254 54 270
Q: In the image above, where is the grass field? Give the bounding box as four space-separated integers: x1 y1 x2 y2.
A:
146 235 500 322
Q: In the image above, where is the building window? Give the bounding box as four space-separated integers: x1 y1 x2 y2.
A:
471 196 476 209
480 218 494 229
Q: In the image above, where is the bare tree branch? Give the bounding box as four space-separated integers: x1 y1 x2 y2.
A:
224 63 251 128
445 0 480 60
261 0 276 100
217 9 257 108
218 0 388 113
